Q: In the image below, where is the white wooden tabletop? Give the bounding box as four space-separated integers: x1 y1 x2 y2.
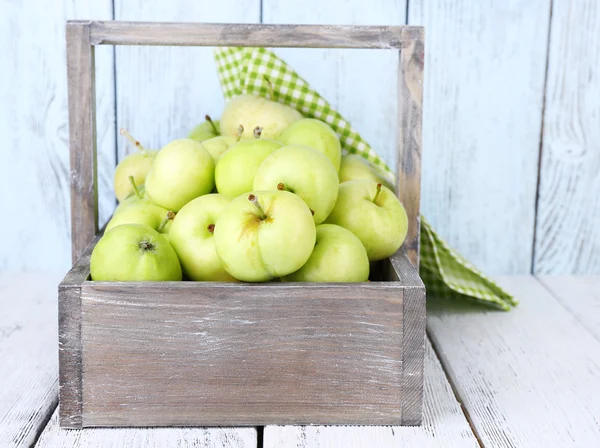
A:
1 273 599 447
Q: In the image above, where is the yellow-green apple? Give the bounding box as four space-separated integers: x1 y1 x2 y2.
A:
283 224 369 282
169 194 236 281
106 203 174 235
145 139 215 212
188 115 220 142
253 145 339 224
201 136 237 161
338 154 393 190
113 129 157 202
90 224 181 281
220 94 303 140
215 129 282 198
214 190 316 282
325 180 407 261
278 119 341 171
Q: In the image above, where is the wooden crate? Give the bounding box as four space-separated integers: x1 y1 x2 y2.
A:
60 21 425 428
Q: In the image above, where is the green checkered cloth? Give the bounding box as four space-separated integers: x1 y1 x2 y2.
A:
214 47 517 311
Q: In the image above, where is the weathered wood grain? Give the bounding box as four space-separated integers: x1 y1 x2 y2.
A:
113 0 260 170
540 276 600 341
0 0 115 272
66 22 99 263
390 250 426 425
35 409 257 447
87 21 414 48
534 0 600 275
262 0 406 172
397 28 424 267
428 276 600 446
409 0 551 274
58 237 97 428
264 339 479 447
0 273 63 448
79 281 407 426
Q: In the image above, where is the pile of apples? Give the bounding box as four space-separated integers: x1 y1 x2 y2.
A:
90 94 408 283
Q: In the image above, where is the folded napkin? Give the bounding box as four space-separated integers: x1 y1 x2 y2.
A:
214 47 517 311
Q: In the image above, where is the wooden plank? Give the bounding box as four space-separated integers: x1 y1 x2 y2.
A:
409 0 551 274
534 0 600 275
87 21 412 48
113 0 261 179
35 409 257 447
397 28 424 267
262 0 406 172
540 276 600 341
264 339 479 447
389 251 426 425
0 273 63 448
428 275 600 446
0 0 115 272
58 237 97 428
79 282 407 426
66 22 99 263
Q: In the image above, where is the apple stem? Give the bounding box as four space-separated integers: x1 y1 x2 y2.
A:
128 176 142 199
373 183 383 204
207 223 215 233
120 128 146 153
205 114 218 134
263 75 275 100
254 126 263 139
277 182 285 191
236 125 244 142
157 211 175 233
248 194 267 220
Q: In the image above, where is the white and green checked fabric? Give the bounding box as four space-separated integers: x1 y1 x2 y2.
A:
214 47 517 310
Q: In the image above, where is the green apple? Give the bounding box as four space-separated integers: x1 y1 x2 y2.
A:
214 190 316 282
325 180 408 261
114 176 152 215
283 224 369 282
188 115 220 142
200 136 237 161
113 129 157 202
278 119 342 171
145 139 215 212
106 203 174 235
220 94 303 140
169 194 236 281
90 224 182 281
253 145 339 224
339 154 394 190
215 131 282 198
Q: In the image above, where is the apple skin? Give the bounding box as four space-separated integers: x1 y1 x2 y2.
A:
253 145 339 224
145 139 215 212
113 150 158 202
169 194 237 281
278 119 341 171
105 203 172 235
201 136 237 161
220 95 303 140
90 224 182 281
283 224 369 282
214 190 316 282
338 154 394 190
215 138 282 198
325 179 408 261
188 119 220 143
114 185 151 214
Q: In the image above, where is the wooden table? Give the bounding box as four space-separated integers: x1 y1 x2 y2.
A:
2 273 599 447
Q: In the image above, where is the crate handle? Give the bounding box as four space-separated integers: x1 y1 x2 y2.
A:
66 21 424 266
